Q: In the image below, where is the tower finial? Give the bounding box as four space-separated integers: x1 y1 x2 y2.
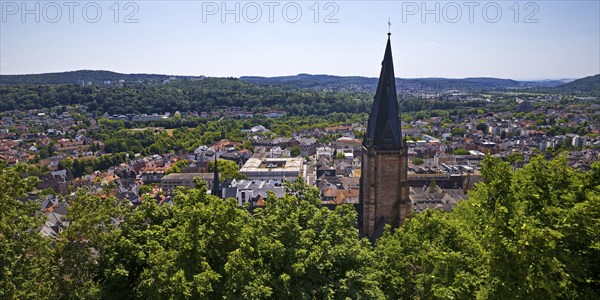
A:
388 18 391 35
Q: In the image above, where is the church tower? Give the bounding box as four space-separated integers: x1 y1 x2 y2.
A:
360 32 410 241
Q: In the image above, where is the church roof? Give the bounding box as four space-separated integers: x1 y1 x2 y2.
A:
364 34 402 150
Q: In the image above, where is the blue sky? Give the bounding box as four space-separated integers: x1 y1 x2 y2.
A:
1 1 599 79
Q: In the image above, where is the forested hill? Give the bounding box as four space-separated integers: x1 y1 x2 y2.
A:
241 74 567 91
0 70 193 85
553 74 600 96
0 77 374 115
241 74 379 89
1 71 593 116
1 70 568 90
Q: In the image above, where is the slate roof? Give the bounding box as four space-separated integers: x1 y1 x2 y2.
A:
364 34 402 150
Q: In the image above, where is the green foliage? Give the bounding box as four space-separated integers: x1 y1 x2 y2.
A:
209 159 247 182
0 162 54 299
428 179 440 193
289 146 301 157
240 194 382 299
545 124 590 137
453 148 470 155
412 157 425 165
54 192 124 299
57 157 74 171
376 156 600 299
166 159 189 175
552 74 600 97
376 210 482 299
476 122 488 133
94 118 249 155
138 184 153 196
335 151 347 160
0 70 175 84
506 151 524 165
1 156 598 298
79 178 380 298
69 153 128 177
0 78 371 116
451 127 467 137
471 156 598 297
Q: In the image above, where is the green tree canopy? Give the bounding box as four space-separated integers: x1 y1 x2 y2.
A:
289 146 301 157
166 159 189 175
0 163 54 299
1 155 598 299
453 148 470 155
376 156 600 299
412 157 425 165
209 159 247 182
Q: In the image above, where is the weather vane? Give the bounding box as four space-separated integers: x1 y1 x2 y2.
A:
388 18 391 35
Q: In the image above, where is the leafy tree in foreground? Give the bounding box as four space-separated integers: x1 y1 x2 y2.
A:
2 155 597 299
375 156 599 299
464 156 599 298
0 162 54 299
54 191 124 299
376 209 483 299
229 187 382 299
90 180 381 299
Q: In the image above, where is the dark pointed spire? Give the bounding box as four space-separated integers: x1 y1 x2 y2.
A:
212 156 221 198
364 32 402 150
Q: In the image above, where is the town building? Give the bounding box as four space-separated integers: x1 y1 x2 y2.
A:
222 179 286 206
240 157 304 181
160 173 214 195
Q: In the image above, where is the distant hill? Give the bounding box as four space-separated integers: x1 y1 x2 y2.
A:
241 74 565 92
0 70 197 85
0 70 574 92
3 70 591 116
524 79 571 88
242 74 379 88
553 74 600 96
0 76 378 116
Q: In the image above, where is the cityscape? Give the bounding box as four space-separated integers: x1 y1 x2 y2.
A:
1 0 599 299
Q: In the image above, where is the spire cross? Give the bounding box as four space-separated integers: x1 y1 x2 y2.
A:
388 18 391 35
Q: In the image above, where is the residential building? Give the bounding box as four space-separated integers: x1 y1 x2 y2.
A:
160 173 214 195
240 157 304 181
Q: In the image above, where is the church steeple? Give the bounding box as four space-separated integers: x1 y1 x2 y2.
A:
360 30 410 241
364 33 402 150
212 156 221 198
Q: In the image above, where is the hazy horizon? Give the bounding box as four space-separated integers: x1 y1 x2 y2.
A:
1 68 593 82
